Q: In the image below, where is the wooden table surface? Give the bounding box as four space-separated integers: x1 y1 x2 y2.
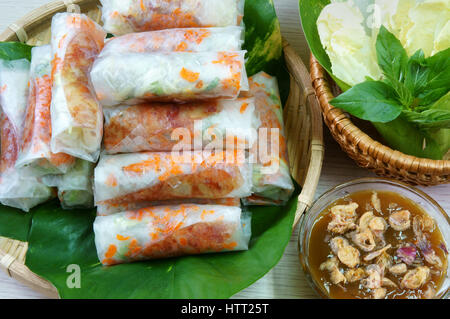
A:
0 0 448 299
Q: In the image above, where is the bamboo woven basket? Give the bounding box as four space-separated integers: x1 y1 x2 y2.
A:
0 0 324 298
311 55 450 186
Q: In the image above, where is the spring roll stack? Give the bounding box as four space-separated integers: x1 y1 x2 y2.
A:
91 0 258 265
0 0 294 265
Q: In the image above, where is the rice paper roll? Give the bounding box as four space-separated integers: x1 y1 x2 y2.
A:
103 98 259 154
0 114 53 212
0 59 30 139
94 151 252 208
16 45 75 175
100 0 245 36
94 204 251 265
101 27 244 55
42 159 94 209
97 197 241 216
50 13 106 162
0 59 30 175
90 51 248 106
242 72 294 206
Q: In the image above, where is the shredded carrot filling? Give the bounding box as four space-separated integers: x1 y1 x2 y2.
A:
105 244 117 258
125 239 142 257
151 232 159 240
175 41 188 51
117 234 130 241
58 34 67 49
195 80 204 89
51 55 62 83
123 156 162 174
201 209 215 220
102 257 116 266
180 67 200 83
140 9 201 31
106 174 118 187
0 115 19 172
213 52 239 65
184 29 211 44
223 242 238 250
240 103 249 114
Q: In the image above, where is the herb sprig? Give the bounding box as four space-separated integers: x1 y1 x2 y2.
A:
331 26 450 129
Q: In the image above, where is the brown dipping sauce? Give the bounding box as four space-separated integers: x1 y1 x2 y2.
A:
308 190 448 299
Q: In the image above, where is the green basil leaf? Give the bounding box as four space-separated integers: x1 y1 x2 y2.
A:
376 26 409 84
402 109 450 129
425 48 450 89
391 80 414 108
406 92 450 129
418 48 450 106
419 88 450 107
404 49 430 98
430 91 450 111
330 81 403 123
375 26 413 106
0 42 33 61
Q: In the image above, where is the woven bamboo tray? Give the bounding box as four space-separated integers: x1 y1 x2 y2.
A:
0 0 324 298
310 55 450 186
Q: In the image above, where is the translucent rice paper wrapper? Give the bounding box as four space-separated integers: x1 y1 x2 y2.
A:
101 27 244 55
94 204 251 265
94 150 253 208
97 197 241 216
0 59 30 139
0 114 54 212
50 13 106 162
42 159 94 209
103 98 259 154
0 170 54 212
317 0 450 86
242 72 294 206
16 45 76 175
90 51 249 106
100 0 245 36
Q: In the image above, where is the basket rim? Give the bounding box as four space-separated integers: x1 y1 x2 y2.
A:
0 0 99 42
310 54 450 179
0 0 324 298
